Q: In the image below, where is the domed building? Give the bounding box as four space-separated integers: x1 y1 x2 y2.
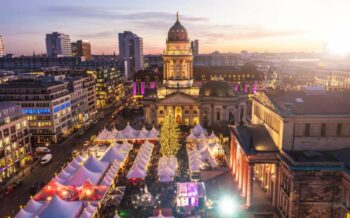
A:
143 13 248 127
158 12 196 93
199 80 247 127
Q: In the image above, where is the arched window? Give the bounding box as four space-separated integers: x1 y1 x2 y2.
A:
229 111 235 123
217 111 221 121
203 111 208 120
240 107 244 121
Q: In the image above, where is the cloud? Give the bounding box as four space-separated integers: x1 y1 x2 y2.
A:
75 30 116 39
194 25 306 45
43 6 207 22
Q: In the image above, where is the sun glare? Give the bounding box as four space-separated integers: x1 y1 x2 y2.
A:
327 27 350 56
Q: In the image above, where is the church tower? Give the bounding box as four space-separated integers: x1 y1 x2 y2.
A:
163 12 193 88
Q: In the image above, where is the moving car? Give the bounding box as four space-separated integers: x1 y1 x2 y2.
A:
35 147 51 154
40 154 52 165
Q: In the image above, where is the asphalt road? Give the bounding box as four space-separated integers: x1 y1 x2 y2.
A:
0 102 120 218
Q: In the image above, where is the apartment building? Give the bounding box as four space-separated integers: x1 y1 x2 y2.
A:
67 75 96 124
0 103 31 183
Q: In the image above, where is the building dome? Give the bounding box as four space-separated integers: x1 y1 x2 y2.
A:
167 12 189 42
200 80 235 97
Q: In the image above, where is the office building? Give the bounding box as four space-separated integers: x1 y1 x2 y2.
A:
191 39 199 56
0 55 120 70
229 89 350 217
0 79 72 144
71 42 78 57
67 75 96 124
118 31 144 79
86 68 125 109
144 54 163 67
75 40 92 61
0 36 5 57
0 102 31 183
194 52 240 66
45 32 72 57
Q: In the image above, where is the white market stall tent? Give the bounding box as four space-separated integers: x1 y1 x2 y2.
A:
16 140 133 218
127 140 154 181
158 156 178 182
96 123 159 143
16 195 83 218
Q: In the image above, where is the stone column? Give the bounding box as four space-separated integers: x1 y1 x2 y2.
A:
239 156 244 190
246 164 255 208
242 160 247 198
272 163 280 207
211 104 214 127
235 151 240 182
231 143 236 175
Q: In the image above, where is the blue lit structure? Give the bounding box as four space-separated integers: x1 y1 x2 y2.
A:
23 108 51 115
53 102 71 113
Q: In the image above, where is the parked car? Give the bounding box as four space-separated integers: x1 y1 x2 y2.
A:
35 147 51 154
40 154 52 165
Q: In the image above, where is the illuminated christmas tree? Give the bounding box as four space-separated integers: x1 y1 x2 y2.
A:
159 113 180 157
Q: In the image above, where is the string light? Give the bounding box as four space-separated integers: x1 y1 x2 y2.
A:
159 113 180 157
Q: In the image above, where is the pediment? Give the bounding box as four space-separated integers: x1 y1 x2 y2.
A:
157 92 198 105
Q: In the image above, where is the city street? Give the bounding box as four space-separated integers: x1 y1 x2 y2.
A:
0 102 122 217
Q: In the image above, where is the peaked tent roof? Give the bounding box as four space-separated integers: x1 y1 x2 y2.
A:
100 146 127 163
84 156 109 173
65 165 104 186
15 209 35 218
23 198 45 213
127 166 146 179
37 195 83 218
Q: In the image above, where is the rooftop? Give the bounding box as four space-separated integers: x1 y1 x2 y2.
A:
0 79 64 89
231 124 278 154
262 90 350 115
0 102 23 122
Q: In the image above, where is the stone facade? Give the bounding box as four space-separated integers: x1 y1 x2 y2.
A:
228 90 350 217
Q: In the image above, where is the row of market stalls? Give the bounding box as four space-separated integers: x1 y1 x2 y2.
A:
186 124 222 180
126 140 155 181
96 123 159 142
15 141 134 218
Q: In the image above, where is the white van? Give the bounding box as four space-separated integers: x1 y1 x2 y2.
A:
40 154 52 165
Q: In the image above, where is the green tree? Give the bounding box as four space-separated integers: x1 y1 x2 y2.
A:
159 113 180 157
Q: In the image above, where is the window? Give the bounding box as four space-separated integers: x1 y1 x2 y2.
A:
305 123 310 136
203 111 208 120
10 126 16 134
336 123 342 137
321 123 326 136
229 112 235 122
216 111 220 121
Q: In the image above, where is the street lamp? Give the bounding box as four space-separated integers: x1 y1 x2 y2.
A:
219 196 240 217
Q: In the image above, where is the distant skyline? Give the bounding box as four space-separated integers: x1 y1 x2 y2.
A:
1 0 350 55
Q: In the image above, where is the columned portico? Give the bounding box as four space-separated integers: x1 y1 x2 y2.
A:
229 124 279 210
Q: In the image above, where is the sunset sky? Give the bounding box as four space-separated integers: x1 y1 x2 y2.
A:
1 0 350 55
